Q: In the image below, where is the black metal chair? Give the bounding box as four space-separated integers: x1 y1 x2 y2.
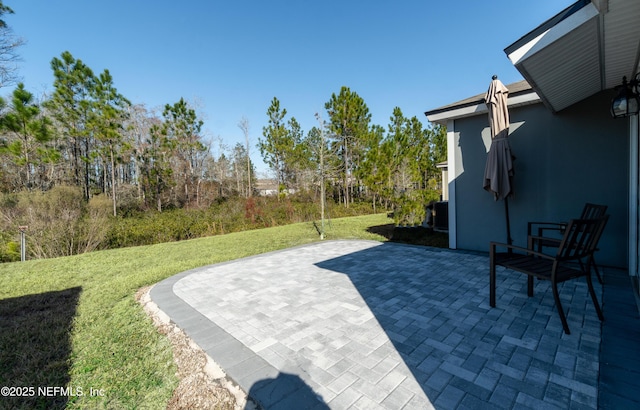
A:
490 215 609 335
526 203 607 283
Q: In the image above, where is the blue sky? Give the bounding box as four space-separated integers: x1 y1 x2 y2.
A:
8 1 569 174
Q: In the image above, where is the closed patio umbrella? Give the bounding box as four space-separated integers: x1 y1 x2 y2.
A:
483 75 514 245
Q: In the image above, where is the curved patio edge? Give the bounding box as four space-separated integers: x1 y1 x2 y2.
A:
148 240 377 409
150 260 284 409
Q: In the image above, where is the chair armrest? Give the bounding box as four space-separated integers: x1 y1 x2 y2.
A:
527 221 566 235
537 226 566 237
490 241 556 261
528 234 562 248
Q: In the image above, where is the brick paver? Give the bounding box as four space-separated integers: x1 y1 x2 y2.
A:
151 240 605 409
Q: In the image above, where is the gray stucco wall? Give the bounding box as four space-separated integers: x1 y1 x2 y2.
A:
451 90 628 267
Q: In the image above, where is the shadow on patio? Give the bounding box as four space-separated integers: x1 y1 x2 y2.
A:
598 268 640 408
316 242 602 409
245 372 330 410
159 238 640 408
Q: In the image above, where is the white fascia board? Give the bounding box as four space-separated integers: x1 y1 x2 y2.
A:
507 3 600 65
426 92 540 124
427 104 486 125
446 119 457 250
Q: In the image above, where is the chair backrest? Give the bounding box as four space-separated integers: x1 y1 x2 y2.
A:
556 215 609 261
580 203 607 219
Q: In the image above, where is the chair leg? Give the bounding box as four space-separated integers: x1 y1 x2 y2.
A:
592 256 603 284
586 268 604 321
551 281 571 334
490 247 496 307
527 275 534 297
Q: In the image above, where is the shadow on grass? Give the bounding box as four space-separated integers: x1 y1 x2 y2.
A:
367 223 449 248
366 223 395 240
0 287 82 410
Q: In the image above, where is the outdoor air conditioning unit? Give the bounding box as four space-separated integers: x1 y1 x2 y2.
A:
434 201 448 232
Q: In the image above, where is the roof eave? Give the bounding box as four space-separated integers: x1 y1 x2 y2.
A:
504 1 602 113
504 0 640 113
425 89 541 125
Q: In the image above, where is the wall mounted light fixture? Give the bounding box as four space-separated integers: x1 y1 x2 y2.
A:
611 74 640 118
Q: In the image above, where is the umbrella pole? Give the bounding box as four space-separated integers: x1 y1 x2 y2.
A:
505 197 513 250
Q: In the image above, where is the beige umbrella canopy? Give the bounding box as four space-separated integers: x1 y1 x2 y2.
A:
483 75 515 244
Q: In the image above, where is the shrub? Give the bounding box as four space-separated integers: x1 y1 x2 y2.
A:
83 195 114 252
1 191 383 258
103 196 380 249
392 189 440 226
0 187 113 259
0 236 20 263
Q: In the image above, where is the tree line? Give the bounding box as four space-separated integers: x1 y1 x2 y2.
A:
0 1 446 227
259 89 446 224
0 1 447 261
0 51 257 215
0 56 446 223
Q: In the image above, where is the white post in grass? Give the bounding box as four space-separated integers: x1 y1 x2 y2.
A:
19 226 27 262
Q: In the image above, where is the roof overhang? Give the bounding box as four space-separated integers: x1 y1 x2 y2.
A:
425 80 540 125
505 0 640 113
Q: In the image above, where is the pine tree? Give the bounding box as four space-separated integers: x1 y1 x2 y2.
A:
160 98 206 207
91 69 130 216
0 83 54 190
259 97 290 190
324 86 371 207
46 51 96 199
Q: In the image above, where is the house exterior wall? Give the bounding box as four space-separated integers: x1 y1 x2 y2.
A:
441 169 449 200
450 90 629 267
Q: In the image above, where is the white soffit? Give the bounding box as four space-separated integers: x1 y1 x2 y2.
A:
506 3 601 112
602 0 640 89
506 0 640 113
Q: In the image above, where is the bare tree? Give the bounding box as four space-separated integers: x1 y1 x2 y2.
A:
314 113 328 239
0 2 24 89
123 103 160 204
238 116 252 197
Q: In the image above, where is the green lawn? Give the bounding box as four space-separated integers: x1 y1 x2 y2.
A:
0 213 392 409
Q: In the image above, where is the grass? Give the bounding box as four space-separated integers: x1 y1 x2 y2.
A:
0 213 396 409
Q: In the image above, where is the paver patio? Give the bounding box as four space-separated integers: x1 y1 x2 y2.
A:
150 240 639 409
